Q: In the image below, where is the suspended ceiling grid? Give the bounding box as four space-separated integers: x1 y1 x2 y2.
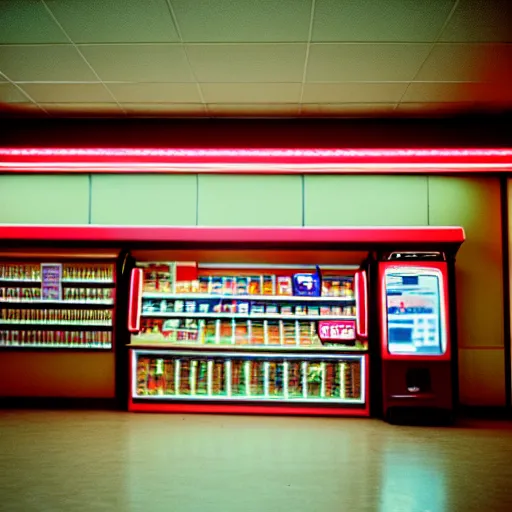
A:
0 0 511 118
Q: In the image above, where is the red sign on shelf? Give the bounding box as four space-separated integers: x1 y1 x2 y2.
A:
318 320 356 342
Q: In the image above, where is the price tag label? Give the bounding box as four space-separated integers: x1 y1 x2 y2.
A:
318 320 356 342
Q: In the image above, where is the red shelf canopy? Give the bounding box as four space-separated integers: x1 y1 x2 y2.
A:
0 225 465 246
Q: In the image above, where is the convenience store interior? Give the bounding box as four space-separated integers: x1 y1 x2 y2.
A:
1 1 512 511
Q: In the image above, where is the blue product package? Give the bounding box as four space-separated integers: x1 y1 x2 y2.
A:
292 267 321 297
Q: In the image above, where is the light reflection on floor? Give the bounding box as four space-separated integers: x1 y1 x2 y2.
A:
0 411 511 512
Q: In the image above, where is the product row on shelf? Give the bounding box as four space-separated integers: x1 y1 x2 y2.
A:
0 286 114 303
142 263 354 299
135 317 360 347
141 297 355 318
0 329 112 348
135 354 363 402
0 308 113 326
0 263 114 282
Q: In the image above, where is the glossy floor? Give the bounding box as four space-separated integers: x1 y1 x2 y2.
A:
0 411 511 512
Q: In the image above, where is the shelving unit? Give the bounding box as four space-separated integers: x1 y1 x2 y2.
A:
128 260 369 415
133 350 365 405
0 261 116 350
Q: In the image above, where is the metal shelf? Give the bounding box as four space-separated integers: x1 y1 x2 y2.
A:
141 312 355 321
128 342 367 352
0 299 114 306
142 292 355 302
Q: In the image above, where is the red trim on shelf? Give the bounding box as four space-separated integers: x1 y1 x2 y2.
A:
379 261 451 362
128 268 143 333
128 401 370 417
0 147 511 174
0 225 465 245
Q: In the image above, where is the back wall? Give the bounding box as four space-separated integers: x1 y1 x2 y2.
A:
0 173 506 406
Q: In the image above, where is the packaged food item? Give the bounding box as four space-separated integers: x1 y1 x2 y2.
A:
308 306 319 316
248 277 261 295
198 302 210 314
295 305 307 316
236 277 249 295
163 359 175 395
212 360 226 395
185 301 196 313
199 277 210 293
195 360 208 395
325 363 341 399
223 277 236 295
282 321 297 345
234 320 249 345
178 359 191 395
277 276 293 296
210 277 223 295
293 268 321 297
307 363 323 398
219 320 233 344
320 306 331 316
266 320 281 345
298 322 314 346
231 360 245 396
249 361 265 396
266 304 278 315
268 362 284 397
248 320 264 345
262 275 275 295
237 301 249 314
250 302 264 315
280 304 293 316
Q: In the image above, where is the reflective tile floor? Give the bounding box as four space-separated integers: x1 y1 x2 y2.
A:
0 411 511 512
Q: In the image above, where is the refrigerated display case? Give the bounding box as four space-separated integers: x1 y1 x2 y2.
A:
128 260 369 416
0 254 117 350
379 256 454 423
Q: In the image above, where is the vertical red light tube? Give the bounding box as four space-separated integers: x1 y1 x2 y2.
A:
128 268 143 333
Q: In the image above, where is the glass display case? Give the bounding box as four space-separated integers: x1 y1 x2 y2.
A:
128 260 369 415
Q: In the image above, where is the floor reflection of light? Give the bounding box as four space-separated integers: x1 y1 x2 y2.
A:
379 451 446 512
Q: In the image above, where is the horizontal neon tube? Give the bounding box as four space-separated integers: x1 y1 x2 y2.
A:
1 148 511 158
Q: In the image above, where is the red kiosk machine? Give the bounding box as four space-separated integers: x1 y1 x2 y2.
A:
379 253 455 423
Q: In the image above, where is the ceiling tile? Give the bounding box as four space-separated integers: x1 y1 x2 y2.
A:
171 0 311 43
301 103 396 116
207 104 300 116
122 103 206 116
302 82 407 103
440 0 512 42
40 102 124 116
186 44 307 82
107 83 201 103
307 44 430 82
79 44 195 82
19 83 113 103
313 0 455 42
0 83 30 103
396 102 476 114
45 0 179 43
402 82 489 103
201 83 302 103
415 43 512 82
0 45 97 82
0 0 68 44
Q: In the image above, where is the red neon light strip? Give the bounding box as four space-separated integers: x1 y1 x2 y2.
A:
355 270 368 339
0 147 511 174
128 401 370 416
128 268 143 333
0 225 465 245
